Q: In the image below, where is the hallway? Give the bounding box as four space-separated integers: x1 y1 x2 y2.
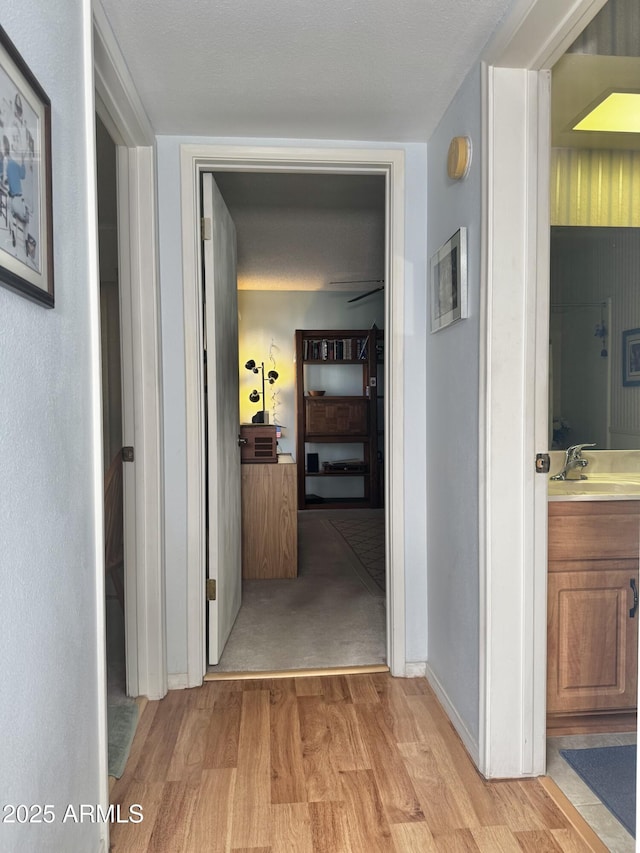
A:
109 672 605 852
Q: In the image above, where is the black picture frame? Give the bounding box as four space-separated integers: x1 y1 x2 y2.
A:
0 25 54 307
622 328 640 387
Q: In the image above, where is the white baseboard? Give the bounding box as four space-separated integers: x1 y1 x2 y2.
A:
404 661 427 678
424 663 480 768
167 672 191 690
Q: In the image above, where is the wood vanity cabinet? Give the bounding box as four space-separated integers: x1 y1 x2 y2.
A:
547 501 639 732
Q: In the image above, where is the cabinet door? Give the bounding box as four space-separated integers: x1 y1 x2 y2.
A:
305 397 369 436
547 568 638 713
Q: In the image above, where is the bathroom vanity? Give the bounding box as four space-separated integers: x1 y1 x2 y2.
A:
547 492 639 734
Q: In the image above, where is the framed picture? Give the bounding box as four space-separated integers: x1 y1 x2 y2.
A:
430 227 467 332
0 26 53 307
622 328 640 387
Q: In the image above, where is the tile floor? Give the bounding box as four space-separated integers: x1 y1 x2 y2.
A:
546 732 636 852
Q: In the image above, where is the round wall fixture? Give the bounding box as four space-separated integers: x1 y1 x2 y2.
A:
447 136 472 180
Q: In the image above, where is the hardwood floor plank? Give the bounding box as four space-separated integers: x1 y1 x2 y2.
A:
298 696 343 802
204 690 242 769
471 825 524 852
308 801 350 853
389 821 438 851
403 696 500 827
184 768 236 852
230 689 272 849
340 769 395 853
324 701 370 772
295 676 324 697
431 828 482 851
399 742 473 832
321 675 351 703
271 802 314 852
355 703 425 824
270 681 307 804
109 781 164 853
487 780 550 832
346 673 381 704
166 709 210 784
145 781 199 853
549 828 605 852
513 829 565 852
377 677 425 744
518 780 571 831
131 691 186 783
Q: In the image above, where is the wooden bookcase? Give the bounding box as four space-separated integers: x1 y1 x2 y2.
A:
294 328 382 510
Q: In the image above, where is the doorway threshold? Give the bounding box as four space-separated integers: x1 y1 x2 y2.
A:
204 663 390 682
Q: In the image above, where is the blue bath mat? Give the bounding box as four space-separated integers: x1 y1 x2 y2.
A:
560 744 636 837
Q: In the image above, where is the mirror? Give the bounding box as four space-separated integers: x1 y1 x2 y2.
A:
550 226 640 450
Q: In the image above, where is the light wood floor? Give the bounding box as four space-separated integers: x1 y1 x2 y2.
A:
109 673 606 852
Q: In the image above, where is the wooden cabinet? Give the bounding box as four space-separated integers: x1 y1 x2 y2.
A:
241 461 297 578
294 328 382 510
547 501 639 732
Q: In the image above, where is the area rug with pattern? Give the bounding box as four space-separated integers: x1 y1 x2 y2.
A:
327 511 385 595
560 744 636 837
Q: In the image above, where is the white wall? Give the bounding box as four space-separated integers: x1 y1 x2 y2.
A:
0 3 105 853
425 64 482 745
156 135 428 677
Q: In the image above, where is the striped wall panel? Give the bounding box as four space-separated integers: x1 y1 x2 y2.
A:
551 148 640 228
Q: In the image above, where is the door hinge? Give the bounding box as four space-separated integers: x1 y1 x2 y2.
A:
121 446 135 463
201 217 212 241
535 453 550 474
206 579 217 601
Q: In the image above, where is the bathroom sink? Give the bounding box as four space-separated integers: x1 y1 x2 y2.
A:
548 473 640 497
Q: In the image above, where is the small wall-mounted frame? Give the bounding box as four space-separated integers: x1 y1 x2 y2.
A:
430 227 467 333
0 25 54 307
622 328 640 386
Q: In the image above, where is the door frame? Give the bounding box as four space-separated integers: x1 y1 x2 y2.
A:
180 144 406 683
94 6 167 701
479 0 609 777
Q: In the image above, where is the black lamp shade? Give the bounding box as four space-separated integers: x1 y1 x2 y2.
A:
249 390 260 403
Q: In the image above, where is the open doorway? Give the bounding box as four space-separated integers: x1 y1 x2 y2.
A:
180 145 407 682
207 171 387 674
544 3 638 847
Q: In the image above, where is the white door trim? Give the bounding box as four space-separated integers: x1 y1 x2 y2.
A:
179 144 406 685
479 0 608 777
94 6 167 701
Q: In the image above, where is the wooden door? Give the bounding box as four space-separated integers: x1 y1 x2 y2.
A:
547 567 639 713
202 172 242 665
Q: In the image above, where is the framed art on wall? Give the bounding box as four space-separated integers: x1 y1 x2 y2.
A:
0 25 54 307
430 227 467 332
622 328 640 387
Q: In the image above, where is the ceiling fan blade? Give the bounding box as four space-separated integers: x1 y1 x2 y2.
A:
330 279 384 285
347 286 384 303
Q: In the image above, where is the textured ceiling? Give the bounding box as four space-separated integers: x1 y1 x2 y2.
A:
214 172 385 291
99 0 513 140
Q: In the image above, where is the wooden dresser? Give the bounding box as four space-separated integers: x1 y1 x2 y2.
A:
241 459 297 579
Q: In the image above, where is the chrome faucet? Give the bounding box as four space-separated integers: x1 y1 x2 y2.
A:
550 443 596 481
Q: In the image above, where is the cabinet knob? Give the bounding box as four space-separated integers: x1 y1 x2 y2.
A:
630 578 638 619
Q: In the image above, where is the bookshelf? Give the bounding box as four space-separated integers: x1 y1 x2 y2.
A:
294 327 382 510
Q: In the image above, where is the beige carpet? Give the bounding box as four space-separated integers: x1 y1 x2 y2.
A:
208 510 386 673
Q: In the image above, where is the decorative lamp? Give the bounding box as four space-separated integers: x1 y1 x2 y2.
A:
244 359 278 423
